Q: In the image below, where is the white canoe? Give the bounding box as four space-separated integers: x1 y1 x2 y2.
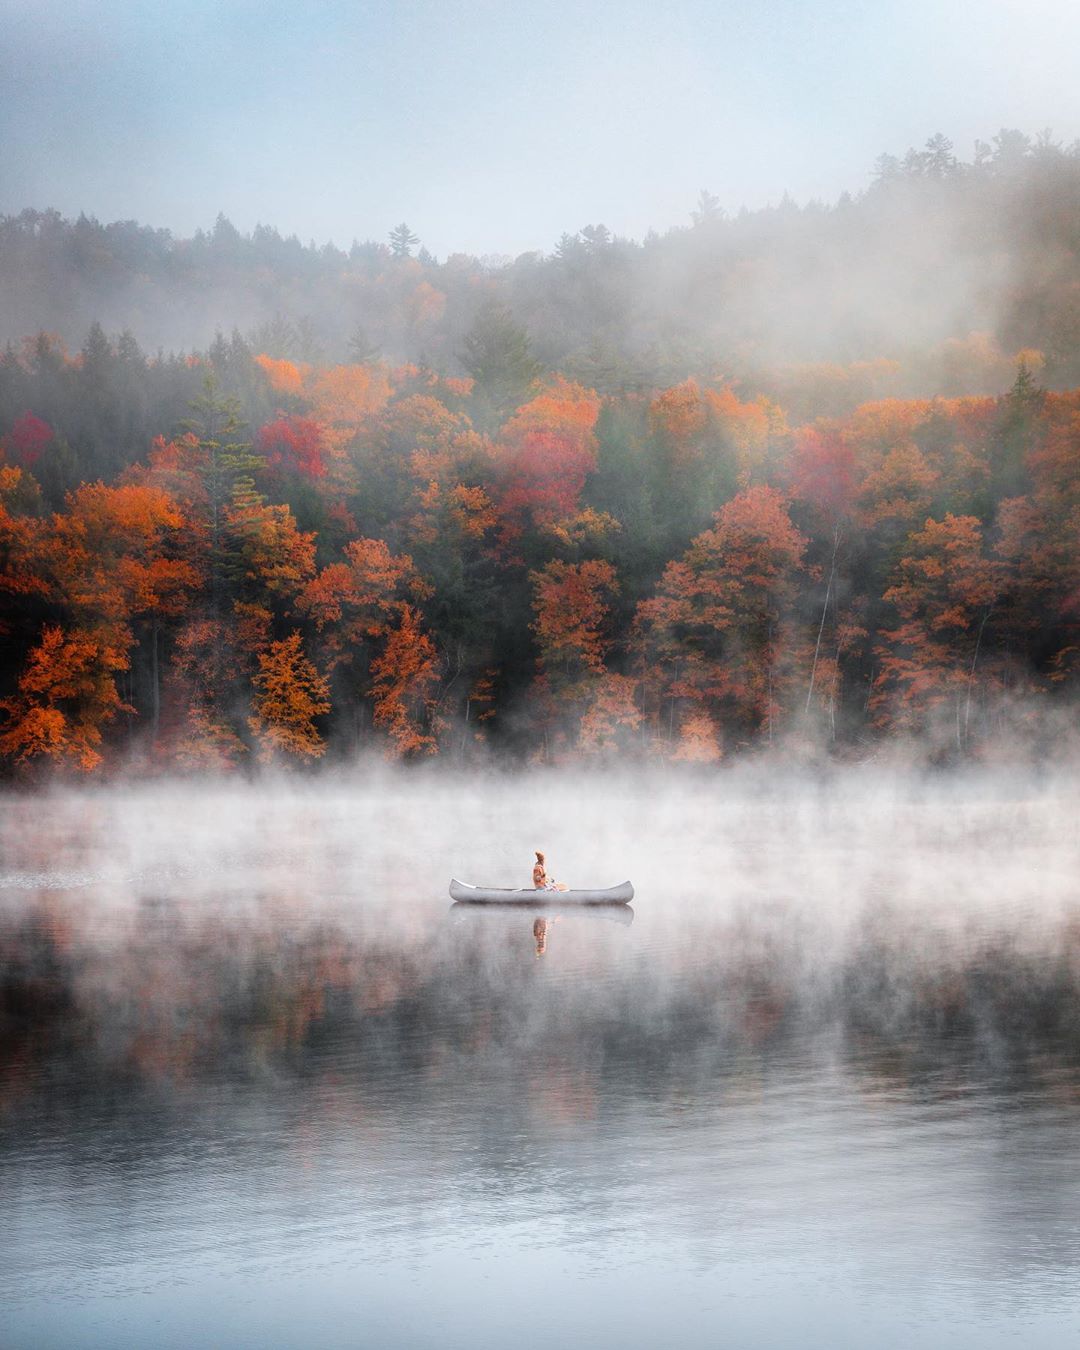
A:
449 878 634 906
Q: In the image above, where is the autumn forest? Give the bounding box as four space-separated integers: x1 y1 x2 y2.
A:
2 132 1080 774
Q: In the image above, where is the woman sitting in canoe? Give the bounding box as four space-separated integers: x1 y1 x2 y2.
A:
533 851 568 892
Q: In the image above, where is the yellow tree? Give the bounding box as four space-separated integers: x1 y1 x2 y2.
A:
224 489 316 605
249 631 331 762
370 605 441 757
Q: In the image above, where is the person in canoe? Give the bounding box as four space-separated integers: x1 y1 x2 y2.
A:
532 851 568 892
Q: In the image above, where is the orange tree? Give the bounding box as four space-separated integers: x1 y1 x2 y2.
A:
870 513 1006 747
635 486 808 752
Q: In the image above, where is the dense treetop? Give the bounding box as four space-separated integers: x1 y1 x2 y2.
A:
1 132 1079 773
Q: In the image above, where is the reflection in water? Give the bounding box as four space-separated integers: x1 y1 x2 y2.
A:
3 776 1080 1348
449 902 632 959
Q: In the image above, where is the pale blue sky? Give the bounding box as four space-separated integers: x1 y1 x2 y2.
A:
3 0 1080 256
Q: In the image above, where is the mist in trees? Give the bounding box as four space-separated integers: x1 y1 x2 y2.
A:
4 132 1080 391
2 132 1080 775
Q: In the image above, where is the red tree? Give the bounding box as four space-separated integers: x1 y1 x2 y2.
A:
7 412 54 467
256 415 326 479
497 380 601 539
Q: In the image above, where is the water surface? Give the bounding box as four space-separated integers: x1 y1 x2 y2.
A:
3 770 1080 1348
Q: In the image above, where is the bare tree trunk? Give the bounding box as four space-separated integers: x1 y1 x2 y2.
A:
766 624 774 743
806 525 840 716
151 616 160 745
963 608 992 749
830 621 844 741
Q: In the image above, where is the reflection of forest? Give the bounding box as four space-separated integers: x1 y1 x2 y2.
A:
5 888 1080 1127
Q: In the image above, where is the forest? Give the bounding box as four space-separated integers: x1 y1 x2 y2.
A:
1 132 1079 773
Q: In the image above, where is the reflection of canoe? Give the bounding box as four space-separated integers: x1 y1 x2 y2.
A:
451 901 634 925
449 878 634 905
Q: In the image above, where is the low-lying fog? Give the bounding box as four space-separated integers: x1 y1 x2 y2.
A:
4 765 1080 1349
3 762 1076 946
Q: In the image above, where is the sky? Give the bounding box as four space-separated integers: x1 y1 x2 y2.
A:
3 0 1080 258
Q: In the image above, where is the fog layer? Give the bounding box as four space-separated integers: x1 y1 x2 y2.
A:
5 769 1080 1348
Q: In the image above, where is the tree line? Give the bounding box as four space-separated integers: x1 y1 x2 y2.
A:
0 311 1076 772
4 130 1080 394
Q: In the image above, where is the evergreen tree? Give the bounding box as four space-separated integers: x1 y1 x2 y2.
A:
181 374 261 613
460 304 541 426
347 325 381 363
991 358 1044 500
389 223 419 258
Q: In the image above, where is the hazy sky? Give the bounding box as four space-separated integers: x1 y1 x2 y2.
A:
3 0 1080 257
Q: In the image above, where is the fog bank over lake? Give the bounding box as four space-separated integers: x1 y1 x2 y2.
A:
3 767 1080 1348
3 765 1076 937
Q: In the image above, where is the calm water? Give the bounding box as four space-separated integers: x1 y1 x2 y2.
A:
3 770 1080 1348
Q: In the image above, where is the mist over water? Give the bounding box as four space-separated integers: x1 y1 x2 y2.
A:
2 768 1080 1347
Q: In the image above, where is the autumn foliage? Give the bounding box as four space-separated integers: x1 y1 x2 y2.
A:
636 486 808 748
256 415 326 479
6 411 53 466
1 325 1079 773
249 632 331 761
871 514 1005 740
498 380 601 537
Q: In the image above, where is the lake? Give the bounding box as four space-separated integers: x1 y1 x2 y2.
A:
3 767 1080 1348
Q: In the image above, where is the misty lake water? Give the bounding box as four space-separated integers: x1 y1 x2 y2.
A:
4 768 1080 1349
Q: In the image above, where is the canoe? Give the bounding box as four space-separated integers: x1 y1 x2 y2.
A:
449 878 634 905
